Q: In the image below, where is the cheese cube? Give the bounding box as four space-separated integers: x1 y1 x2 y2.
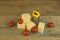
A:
38 22 45 34
17 23 25 30
22 13 31 23
26 21 35 31
17 21 35 31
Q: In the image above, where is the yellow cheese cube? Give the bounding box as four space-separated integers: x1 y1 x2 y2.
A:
26 21 35 31
38 22 45 34
17 23 25 30
22 13 31 23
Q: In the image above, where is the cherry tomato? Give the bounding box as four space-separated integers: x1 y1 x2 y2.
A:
18 18 23 24
23 30 29 36
47 22 54 28
23 24 30 36
8 21 14 27
31 26 38 33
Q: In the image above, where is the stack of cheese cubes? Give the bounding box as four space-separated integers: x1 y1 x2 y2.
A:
17 13 35 31
17 13 45 34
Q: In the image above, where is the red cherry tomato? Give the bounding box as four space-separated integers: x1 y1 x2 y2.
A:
8 21 14 27
47 22 54 28
23 24 30 36
23 30 29 36
18 19 23 24
31 26 38 33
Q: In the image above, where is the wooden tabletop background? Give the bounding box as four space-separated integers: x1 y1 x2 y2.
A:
0 0 60 40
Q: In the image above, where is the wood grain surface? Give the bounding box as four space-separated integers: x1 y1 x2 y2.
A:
0 0 60 40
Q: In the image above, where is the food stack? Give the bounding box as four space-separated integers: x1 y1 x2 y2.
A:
17 13 35 31
17 10 46 36
8 10 54 36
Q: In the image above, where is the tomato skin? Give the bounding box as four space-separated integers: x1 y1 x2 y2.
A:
8 21 14 27
23 24 30 36
31 26 38 33
18 19 23 24
23 30 30 36
47 22 54 28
